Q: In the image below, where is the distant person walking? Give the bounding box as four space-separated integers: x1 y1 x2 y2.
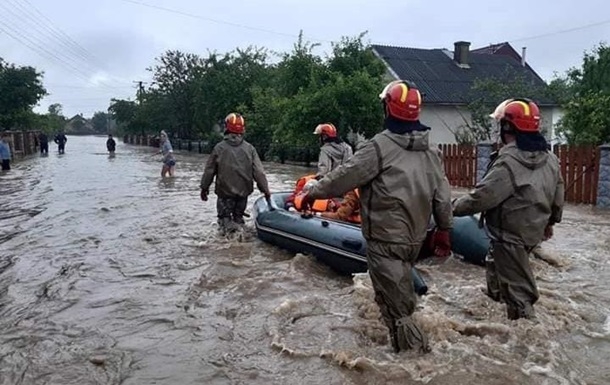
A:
0 132 12 171
54 132 67 154
106 134 116 154
38 132 49 154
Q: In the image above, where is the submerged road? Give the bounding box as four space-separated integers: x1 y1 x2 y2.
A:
1 135 609 385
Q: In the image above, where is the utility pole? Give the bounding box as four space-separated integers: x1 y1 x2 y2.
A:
133 81 147 104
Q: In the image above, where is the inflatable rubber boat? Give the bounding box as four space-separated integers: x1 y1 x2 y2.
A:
253 193 491 295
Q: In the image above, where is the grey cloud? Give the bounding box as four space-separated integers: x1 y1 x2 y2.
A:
1 0 608 117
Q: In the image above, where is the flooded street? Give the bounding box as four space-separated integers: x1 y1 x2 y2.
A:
1 135 609 385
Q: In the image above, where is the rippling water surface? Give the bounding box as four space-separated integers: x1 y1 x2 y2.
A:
1 136 609 385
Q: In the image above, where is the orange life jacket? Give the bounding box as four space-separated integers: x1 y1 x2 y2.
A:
294 174 316 195
292 174 336 212
293 193 335 212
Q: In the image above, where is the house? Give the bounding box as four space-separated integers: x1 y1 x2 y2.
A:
64 114 96 135
371 41 557 144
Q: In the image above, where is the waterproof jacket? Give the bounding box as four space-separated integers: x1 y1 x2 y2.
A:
453 141 564 247
317 141 353 177
200 133 270 198
308 129 453 245
0 140 11 160
107 138 116 152
54 134 67 145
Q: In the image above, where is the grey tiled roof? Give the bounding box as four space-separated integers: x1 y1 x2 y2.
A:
372 44 554 106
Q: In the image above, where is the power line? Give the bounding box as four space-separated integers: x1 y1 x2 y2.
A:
3 0 131 87
0 18 126 91
0 18 94 83
118 0 332 43
6 0 99 72
507 18 610 43
18 0 107 69
46 84 135 89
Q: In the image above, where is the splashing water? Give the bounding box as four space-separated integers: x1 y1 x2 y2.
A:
0 136 609 385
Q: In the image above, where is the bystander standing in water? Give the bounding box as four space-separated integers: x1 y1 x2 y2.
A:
38 132 49 154
54 132 67 154
106 134 116 154
157 130 176 177
0 132 11 171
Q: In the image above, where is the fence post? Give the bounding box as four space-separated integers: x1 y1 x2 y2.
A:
476 143 493 184
596 144 610 208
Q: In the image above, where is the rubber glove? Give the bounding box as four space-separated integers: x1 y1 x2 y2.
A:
432 229 452 257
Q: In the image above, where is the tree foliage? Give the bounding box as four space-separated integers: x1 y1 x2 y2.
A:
91 111 110 133
0 58 47 129
456 70 557 144
41 103 67 134
108 32 386 160
556 43 610 144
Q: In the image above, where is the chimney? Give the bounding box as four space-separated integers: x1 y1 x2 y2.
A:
521 46 526 67
453 41 471 66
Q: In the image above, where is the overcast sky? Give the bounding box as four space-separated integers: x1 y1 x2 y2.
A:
1 0 608 118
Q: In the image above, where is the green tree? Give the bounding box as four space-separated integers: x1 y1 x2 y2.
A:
91 111 109 133
0 58 47 129
557 43 610 144
105 32 388 162
275 31 325 97
328 32 385 79
71 116 86 132
558 92 610 144
45 103 66 133
149 50 204 138
108 99 139 133
457 70 556 144
192 47 271 138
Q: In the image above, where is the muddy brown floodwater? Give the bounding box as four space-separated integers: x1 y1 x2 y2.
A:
1 135 609 385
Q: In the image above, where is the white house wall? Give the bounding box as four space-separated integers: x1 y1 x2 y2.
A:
420 105 471 144
421 105 555 144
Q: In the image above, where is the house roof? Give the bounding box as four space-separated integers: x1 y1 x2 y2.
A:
372 43 554 106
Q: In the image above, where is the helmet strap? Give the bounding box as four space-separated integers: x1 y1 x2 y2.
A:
500 121 515 145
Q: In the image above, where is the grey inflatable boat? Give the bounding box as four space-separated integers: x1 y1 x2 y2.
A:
253 193 490 295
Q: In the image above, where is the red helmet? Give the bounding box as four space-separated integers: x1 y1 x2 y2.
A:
313 123 337 138
225 113 245 134
379 80 422 121
489 98 540 133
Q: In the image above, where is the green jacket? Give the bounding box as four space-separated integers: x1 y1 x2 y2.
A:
309 129 453 245
317 141 353 177
200 134 270 198
453 142 564 246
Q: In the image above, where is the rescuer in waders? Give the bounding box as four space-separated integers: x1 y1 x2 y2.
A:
313 123 353 179
299 80 453 353
199 113 271 235
452 98 564 320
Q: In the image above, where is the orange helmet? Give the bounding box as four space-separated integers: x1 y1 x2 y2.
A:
313 123 337 138
225 113 245 134
489 98 540 133
379 80 422 121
